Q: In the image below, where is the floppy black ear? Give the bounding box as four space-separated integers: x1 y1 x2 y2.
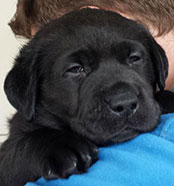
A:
149 39 168 91
4 47 38 121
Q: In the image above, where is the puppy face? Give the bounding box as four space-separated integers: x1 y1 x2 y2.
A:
4 9 168 145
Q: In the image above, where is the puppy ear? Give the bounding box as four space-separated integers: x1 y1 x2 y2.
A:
150 39 168 91
4 47 38 121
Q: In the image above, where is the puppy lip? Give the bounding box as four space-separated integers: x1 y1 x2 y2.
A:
130 123 158 133
110 125 130 138
112 127 140 142
100 127 140 145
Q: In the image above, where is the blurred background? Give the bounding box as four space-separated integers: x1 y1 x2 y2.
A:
0 0 27 143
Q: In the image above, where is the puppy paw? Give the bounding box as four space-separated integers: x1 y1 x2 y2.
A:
42 134 98 180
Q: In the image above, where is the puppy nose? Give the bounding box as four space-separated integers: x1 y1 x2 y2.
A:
110 94 138 117
105 84 139 117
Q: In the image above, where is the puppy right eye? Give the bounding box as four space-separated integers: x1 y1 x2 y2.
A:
67 65 84 74
128 51 144 64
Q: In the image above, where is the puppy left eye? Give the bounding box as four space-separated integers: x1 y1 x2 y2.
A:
66 65 84 74
128 52 143 63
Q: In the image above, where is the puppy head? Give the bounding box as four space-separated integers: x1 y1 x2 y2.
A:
4 9 168 145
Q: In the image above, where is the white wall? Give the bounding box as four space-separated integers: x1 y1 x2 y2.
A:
0 0 27 142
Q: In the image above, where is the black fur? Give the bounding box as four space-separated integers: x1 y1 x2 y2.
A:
0 9 173 186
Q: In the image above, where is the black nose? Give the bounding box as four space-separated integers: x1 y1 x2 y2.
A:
105 84 139 117
111 95 138 117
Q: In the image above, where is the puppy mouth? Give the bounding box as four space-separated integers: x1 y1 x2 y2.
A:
108 121 159 144
90 120 159 145
107 126 140 144
82 124 141 146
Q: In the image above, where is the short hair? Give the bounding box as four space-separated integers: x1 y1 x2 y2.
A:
9 0 174 38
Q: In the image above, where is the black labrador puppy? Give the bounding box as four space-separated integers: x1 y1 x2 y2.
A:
0 9 173 186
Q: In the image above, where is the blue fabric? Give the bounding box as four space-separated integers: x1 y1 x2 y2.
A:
26 114 174 186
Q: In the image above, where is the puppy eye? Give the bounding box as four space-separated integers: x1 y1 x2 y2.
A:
128 52 143 63
66 65 84 74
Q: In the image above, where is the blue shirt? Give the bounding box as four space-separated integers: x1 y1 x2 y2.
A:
26 114 174 186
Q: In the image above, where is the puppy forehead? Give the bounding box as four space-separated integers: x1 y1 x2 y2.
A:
35 9 150 50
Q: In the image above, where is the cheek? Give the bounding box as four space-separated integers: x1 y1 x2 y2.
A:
55 84 79 116
41 79 79 117
64 87 79 115
133 62 156 90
